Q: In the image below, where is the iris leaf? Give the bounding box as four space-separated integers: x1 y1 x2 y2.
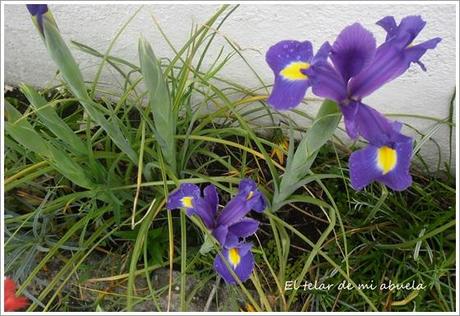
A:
39 15 138 164
20 84 88 156
5 102 94 189
138 37 176 172
276 100 341 206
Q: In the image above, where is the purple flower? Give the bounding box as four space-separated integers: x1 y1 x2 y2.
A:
167 179 266 284
349 122 413 191
213 217 259 248
26 4 48 34
266 40 330 110
167 183 215 229
167 179 266 242
339 100 399 142
348 16 442 98
264 16 439 192
216 178 266 227
213 242 254 284
310 17 441 140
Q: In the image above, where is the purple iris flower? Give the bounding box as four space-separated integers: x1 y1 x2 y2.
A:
349 122 413 191
167 179 266 283
26 4 48 34
310 16 441 140
266 40 330 110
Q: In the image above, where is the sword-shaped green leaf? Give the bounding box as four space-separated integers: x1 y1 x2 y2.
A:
33 14 138 164
20 84 87 156
5 102 94 189
138 37 176 172
276 100 341 205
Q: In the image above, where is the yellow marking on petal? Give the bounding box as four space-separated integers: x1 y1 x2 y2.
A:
228 248 241 269
240 304 256 312
377 146 397 175
181 196 193 208
246 191 254 201
280 62 310 80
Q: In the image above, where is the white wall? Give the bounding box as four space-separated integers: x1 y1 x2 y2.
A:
3 3 457 171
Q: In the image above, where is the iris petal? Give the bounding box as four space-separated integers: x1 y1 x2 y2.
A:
330 23 376 82
349 145 383 190
377 134 413 191
228 218 259 238
167 183 200 210
268 76 311 110
26 4 48 35
216 194 251 227
310 62 347 102
349 132 413 191
212 225 229 245
266 40 313 73
214 244 254 284
339 102 360 139
391 15 426 44
311 41 332 64
238 178 257 193
349 24 441 98
348 39 408 98
344 102 396 144
405 37 442 67
376 16 398 41
266 40 333 111
204 184 219 216
190 198 215 229
217 179 266 226
26 4 48 16
167 183 215 229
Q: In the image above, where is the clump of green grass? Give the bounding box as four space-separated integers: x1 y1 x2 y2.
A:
3 5 456 312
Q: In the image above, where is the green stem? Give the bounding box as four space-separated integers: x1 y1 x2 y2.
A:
180 210 187 311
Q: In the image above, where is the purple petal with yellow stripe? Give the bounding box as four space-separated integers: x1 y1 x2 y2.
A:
266 40 330 110
214 243 254 284
167 183 215 229
349 131 413 191
237 179 266 212
167 183 200 210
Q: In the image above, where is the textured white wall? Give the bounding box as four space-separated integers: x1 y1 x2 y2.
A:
3 3 457 171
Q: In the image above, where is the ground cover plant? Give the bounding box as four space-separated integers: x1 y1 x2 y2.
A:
3 4 456 312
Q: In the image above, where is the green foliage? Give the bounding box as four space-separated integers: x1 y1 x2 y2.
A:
41 14 138 164
20 84 87 156
275 99 341 206
138 37 176 173
114 227 168 266
5 101 94 189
